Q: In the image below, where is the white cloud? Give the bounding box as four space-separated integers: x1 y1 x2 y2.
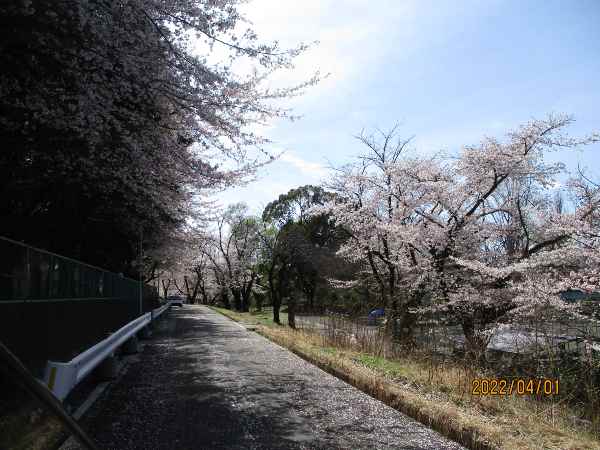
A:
210 152 329 214
278 151 329 179
233 0 420 94
203 0 454 212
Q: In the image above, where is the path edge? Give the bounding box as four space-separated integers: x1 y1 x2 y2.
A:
208 306 496 450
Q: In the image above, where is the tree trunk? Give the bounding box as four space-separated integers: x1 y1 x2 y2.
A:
396 308 415 348
388 293 399 341
461 315 488 363
268 265 281 324
287 295 296 329
307 285 315 312
273 295 281 325
184 275 200 304
255 292 263 311
232 289 242 311
241 291 250 312
161 279 171 299
241 277 255 312
221 290 230 309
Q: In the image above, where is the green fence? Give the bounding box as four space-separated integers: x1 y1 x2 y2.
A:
0 236 158 376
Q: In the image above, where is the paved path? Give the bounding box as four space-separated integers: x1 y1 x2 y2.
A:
78 306 464 450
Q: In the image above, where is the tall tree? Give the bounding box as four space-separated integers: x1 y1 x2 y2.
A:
0 1 318 271
203 204 261 312
316 115 600 355
262 185 339 326
319 127 422 342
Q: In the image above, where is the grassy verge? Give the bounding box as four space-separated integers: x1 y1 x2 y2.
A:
210 306 288 328
210 307 600 450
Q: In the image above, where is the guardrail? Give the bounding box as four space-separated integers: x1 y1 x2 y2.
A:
151 302 171 320
44 301 171 401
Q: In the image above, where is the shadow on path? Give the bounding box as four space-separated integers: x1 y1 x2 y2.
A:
79 306 463 450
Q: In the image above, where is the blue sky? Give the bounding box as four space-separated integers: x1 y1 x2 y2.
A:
214 0 600 215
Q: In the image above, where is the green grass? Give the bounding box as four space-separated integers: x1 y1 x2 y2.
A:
319 346 339 356
210 306 288 328
354 354 417 381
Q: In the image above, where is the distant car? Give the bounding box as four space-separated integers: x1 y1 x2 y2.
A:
367 308 385 326
167 295 185 307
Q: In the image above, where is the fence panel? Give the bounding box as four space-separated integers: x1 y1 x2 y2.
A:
0 236 158 376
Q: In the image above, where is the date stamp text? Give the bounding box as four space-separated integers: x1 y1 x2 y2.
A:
471 378 559 396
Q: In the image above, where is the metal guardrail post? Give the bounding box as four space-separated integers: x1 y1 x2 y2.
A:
45 361 79 402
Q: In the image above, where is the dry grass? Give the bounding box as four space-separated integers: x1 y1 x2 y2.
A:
0 405 66 450
210 307 600 450
261 326 600 450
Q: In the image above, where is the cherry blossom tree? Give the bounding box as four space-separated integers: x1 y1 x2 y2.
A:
318 127 425 342
147 230 216 303
315 114 599 356
172 253 214 304
406 114 599 357
0 0 318 272
199 204 262 312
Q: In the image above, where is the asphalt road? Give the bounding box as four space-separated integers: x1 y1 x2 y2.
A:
74 305 464 450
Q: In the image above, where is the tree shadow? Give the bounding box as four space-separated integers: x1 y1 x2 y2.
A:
79 307 461 450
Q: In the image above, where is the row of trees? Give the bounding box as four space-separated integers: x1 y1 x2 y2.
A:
167 185 348 326
1 0 316 275
168 114 599 360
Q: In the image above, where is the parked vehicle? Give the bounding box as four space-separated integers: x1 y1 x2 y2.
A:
167 295 185 307
367 308 385 326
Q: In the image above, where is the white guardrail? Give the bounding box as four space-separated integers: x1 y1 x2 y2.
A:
44 301 171 401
